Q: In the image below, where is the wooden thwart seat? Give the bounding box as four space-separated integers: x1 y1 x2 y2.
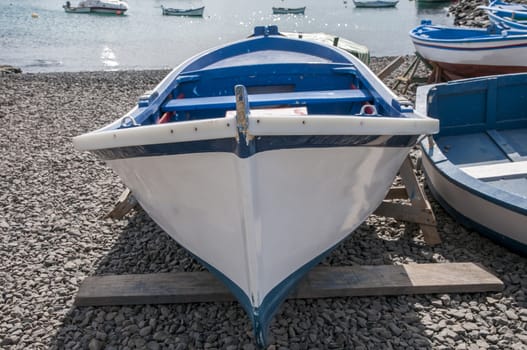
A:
461 160 527 179
161 89 372 112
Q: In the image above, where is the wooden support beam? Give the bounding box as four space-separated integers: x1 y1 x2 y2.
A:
75 263 503 306
374 155 441 245
105 188 138 219
377 56 405 80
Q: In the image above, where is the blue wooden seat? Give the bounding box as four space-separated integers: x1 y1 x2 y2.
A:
161 89 372 112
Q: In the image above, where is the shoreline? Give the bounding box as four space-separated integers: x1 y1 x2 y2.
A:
1 61 526 349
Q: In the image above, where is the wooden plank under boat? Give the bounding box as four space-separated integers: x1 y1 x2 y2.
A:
73 25 438 347
417 73 527 256
410 20 527 79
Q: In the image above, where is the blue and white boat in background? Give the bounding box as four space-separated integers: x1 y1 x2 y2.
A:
410 20 527 80
417 73 527 256
484 7 527 30
74 26 438 346
479 0 527 21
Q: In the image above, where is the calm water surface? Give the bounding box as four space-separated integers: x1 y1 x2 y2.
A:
0 0 453 72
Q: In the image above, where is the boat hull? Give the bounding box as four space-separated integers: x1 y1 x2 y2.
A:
416 73 527 256
410 25 527 78
421 139 527 255
101 141 412 342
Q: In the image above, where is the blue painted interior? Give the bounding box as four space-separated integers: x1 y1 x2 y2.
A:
421 73 527 255
487 11 527 30
428 74 527 138
106 25 413 130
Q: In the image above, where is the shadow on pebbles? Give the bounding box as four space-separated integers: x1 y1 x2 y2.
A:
0 59 526 350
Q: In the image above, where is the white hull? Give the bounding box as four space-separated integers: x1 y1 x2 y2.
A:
412 38 527 67
106 146 409 306
421 140 527 250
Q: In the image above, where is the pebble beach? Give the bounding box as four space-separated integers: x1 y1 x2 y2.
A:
1 6 527 348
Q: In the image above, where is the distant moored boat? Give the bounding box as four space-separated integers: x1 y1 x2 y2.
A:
353 0 398 7
272 6 306 14
161 5 204 17
62 0 128 15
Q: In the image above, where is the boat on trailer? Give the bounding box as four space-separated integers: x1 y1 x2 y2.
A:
272 6 306 14
62 0 128 14
410 20 527 80
161 5 204 16
73 25 438 347
417 73 527 256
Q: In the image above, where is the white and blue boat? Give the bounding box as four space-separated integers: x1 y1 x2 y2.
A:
479 0 527 21
161 5 204 16
417 73 527 257
410 20 527 80
272 6 306 14
485 8 527 30
74 26 438 346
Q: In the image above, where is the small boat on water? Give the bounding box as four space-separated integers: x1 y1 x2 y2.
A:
353 0 398 8
272 6 306 14
479 0 527 21
161 5 204 16
62 0 128 14
410 20 527 80
73 25 438 347
416 73 527 256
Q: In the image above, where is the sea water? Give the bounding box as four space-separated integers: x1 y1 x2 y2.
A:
0 0 453 72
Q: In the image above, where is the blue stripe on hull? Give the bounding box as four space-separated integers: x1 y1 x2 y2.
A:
93 134 418 160
186 234 350 347
425 176 527 257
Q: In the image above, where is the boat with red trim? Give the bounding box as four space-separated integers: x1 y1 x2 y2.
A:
410 20 527 80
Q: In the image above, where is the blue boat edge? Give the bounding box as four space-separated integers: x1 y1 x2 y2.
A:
190 239 347 347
